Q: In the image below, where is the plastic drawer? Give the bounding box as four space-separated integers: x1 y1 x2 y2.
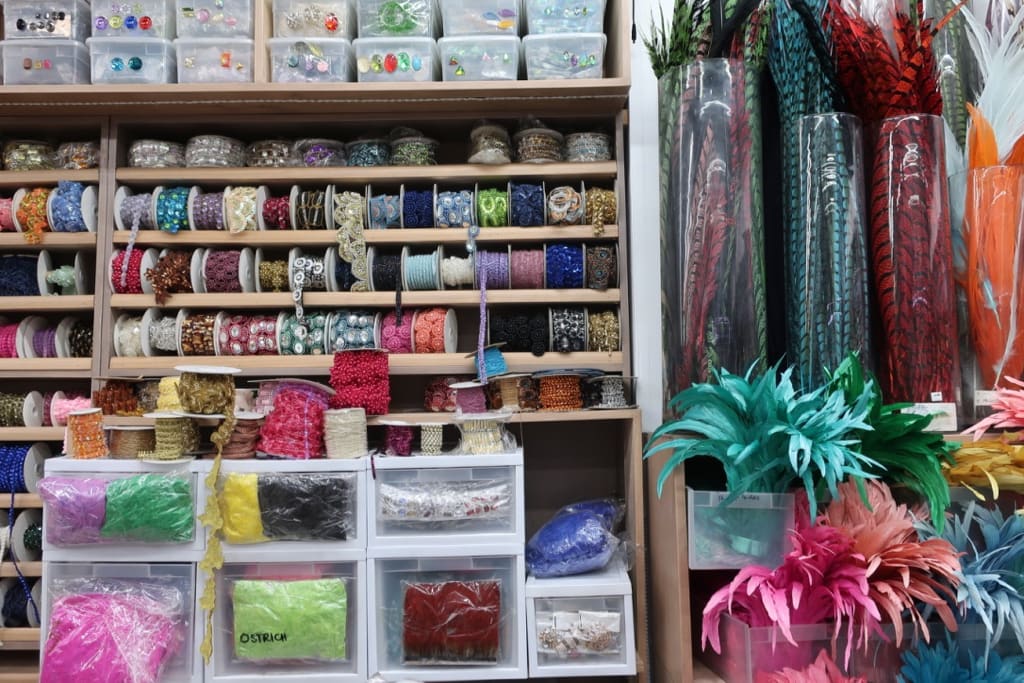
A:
3 0 90 41
356 0 437 37
353 36 437 82
524 0 605 33
437 35 518 81
91 0 176 38
88 37 176 84
175 0 252 36
440 0 519 35
273 0 356 38
0 39 88 84
686 487 795 570
522 32 604 79
268 37 353 83
174 37 254 82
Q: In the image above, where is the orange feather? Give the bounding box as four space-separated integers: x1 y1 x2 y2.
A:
1006 136 1024 166
966 103 999 169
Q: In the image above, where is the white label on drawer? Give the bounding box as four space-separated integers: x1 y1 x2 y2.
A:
552 611 580 631
974 390 999 408
901 402 958 433
710 491 777 508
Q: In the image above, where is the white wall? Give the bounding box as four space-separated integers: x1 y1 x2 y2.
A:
628 0 670 432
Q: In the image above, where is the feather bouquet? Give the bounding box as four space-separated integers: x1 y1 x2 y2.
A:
915 502 1024 661
757 650 867 683
826 0 960 405
899 637 1024 682
647 0 768 406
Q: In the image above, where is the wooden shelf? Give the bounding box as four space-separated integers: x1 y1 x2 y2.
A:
0 232 96 249
7 494 42 508
112 225 617 246
108 351 623 375
0 80 630 117
115 161 617 185
0 428 63 442
0 628 41 653
0 169 98 186
0 651 41 675
0 359 92 377
111 289 620 309
0 562 41 578
0 296 94 312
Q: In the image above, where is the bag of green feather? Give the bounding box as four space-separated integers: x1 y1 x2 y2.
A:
99 473 195 543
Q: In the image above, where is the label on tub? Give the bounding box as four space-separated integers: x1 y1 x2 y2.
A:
901 402 958 433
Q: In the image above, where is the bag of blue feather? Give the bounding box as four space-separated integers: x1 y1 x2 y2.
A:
526 499 623 578
100 473 195 543
220 472 356 544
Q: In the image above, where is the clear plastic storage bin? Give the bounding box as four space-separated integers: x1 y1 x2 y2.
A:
175 0 252 36
368 550 527 681
175 37 253 82
525 561 636 677
88 37 176 84
273 0 356 38
440 0 519 35
524 0 605 33
356 0 437 37
209 560 367 682
268 37 353 82
368 453 524 548
0 39 88 84
437 35 518 81
353 36 437 82
91 0 176 38
523 32 604 79
3 0 90 42
41 562 200 683
687 487 795 570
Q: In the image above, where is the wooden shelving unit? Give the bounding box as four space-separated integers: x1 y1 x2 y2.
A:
0 233 97 250
0 429 63 443
0 170 99 185
0 562 42 579
0 296 95 312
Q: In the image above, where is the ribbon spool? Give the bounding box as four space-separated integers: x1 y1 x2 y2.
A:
550 307 588 352
0 198 16 231
537 373 584 411
510 248 545 289
177 310 218 356
255 250 289 293
490 374 538 412
290 186 331 230
128 139 186 168
109 247 158 295
401 187 434 228
258 188 292 230
547 184 585 226
468 344 508 382
12 187 52 244
65 408 108 459
185 134 246 168
215 313 280 356
221 412 264 459
419 423 443 455
379 310 413 353
224 185 260 233
368 248 401 292
367 190 402 229
327 310 378 352
0 253 42 297
0 392 43 428
279 311 329 356
514 126 565 164
0 442 47 493
587 309 620 352
545 244 585 289
106 426 157 459
434 188 476 229
142 308 180 357
565 132 613 162
510 182 546 227
456 416 508 454
156 377 183 412
383 423 415 456
189 189 226 230
202 248 256 294
324 408 368 459
329 350 391 415
146 249 195 305
584 375 634 409
451 381 489 414
154 185 192 234
91 380 140 416
49 393 90 426
0 578 41 628
113 314 145 358
412 307 458 353
46 181 98 233
402 247 441 291
140 412 199 461
10 509 43 561
257 381 332 459
469 122 512 164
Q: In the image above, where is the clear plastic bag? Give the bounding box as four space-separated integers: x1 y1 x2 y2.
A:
456 417 518 454
402 580 502 664
526 499 624 578
221 472 356 544
536 608 622 658
41 578 189 683
377 480 511 525
38 477 108 546
231 577 348 662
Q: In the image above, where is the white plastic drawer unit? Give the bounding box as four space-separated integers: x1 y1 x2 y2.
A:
367 452 525 547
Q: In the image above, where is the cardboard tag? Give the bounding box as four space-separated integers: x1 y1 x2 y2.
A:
902 402 958 433
711 491 777 509
974 390 999 408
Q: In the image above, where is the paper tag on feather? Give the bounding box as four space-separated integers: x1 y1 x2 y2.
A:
902 402 958 433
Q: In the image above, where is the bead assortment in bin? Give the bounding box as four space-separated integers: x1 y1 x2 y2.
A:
274 0 357 38
352 36 437 82
87 37 177 83
356 0 438 37
523 32 605 79
4 0 91 42
174 37 253 82
175 0 253 36
440 0 519 35
268 37 353 82
438 35 519 81
0 39 90 84
91 0 176 38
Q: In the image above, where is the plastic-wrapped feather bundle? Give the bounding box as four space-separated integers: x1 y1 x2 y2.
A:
100 473 195 543
219 472 355 543
526 500 623 578
402 580 501 663
37 477 108 546
41 580 187 683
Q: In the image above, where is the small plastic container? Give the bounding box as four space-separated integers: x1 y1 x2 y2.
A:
437 35 519 81
3 0 90 42
0 39 89 84
524 0 605 33
523 32 604 79
687 487 795 571
525 561 636 677
88 38 176 84
273 0 356 38
368 452 524 548
352 36 437 82
174 37 254 82
41 562 200 683
357 0 437 37
175 0 253 36
91 0 176 38
440 0 519 35
209 560 367 682
268 37 353 82
368 549 528 681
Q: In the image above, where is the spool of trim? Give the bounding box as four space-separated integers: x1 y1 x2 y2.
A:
10 509 42 562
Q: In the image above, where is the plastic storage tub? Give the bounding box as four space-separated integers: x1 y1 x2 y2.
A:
353 37 437 82
175 0 253 36
91 0 176 38
368 550 527 681
356 0 437 37
437 35 518 81
523 32 604 79
524 0 605 33
368 453 524 548
41 562 200 683
686 487 795 570
88 37 177 84
3 0 90 41
273 0 356 38
209 560 367 682
440 0 519 35
268 37 353 82
175 37 254 82
525 561 636 677
0 39 89 84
